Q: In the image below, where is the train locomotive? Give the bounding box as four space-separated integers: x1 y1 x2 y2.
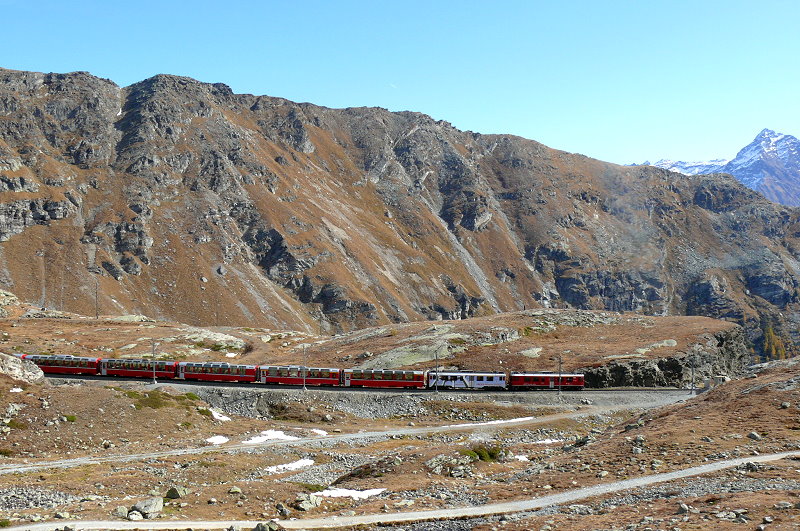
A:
11 353 585 391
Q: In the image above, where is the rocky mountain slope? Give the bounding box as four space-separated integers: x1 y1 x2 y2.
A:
646 128 800 206
2 68 800 355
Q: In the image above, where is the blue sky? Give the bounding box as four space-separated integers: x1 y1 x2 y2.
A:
2 0 799 164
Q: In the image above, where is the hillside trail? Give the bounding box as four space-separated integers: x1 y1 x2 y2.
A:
11 451 800 530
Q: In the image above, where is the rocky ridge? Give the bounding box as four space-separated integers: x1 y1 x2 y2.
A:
1 69 800 355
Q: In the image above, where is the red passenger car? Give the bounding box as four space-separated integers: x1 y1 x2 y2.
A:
509 372 585 391
342 369 425 389
23 354 101 375
100 358 179 379
177 362 257 383
257 366 341 386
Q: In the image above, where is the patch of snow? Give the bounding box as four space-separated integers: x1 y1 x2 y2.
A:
225 353 238 358
533 438 565 444
265 458 314 474
513 455 530 461
243 430 300 444
206 435 229 445
310 429 328 436
210 409 231 422
318 487 386 500
9 387 22 393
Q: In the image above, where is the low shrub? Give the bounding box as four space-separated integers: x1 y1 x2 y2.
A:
296 482 326 493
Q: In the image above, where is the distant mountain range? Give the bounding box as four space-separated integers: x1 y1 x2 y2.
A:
642 129 800 206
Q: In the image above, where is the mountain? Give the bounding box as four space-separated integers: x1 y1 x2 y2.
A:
646 129 800 206
1 68 800 355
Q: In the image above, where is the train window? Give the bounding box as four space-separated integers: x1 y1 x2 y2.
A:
477 376 484 381
404 373 413 380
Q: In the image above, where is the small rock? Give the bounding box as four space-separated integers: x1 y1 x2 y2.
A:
112 506 129 519
763 515 774 523
229 486 242 494
276 502 290 517
127 510 144 521
747 431 762 441
677 503 690 514
208 497 218 504
774 501 793 509
54 512 69 519
780 402 791 409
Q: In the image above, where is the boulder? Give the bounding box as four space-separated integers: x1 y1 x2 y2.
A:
127 510 144 521
113 506 129 518
165 486 191 499
132 496 163 518
293 493 322 511
253 522 285 531
0 353 44 384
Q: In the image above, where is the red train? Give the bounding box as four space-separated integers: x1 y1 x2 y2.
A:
12 353 584 391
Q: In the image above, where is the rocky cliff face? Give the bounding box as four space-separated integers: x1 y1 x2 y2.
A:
1 68 800 353
581 327 750 387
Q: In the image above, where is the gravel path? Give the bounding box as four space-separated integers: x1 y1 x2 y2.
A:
11 451 800 531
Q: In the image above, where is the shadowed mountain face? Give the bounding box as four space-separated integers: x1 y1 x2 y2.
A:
0 68 799 352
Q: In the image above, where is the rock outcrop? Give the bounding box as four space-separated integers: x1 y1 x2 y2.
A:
0 353 44 384
581 327 750 387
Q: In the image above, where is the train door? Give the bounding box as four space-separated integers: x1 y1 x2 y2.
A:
177 364 186 380
549 376 554 389
343 371 351 387
100 360 108 376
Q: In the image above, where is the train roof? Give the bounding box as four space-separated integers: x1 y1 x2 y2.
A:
429 370 506 376
179 362 256 368
262 365 340 371
25 354 100 360
102 358 176 364
510 371 584 377
344 368 423 373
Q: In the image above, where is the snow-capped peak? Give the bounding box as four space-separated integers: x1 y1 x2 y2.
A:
641 129 800 206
